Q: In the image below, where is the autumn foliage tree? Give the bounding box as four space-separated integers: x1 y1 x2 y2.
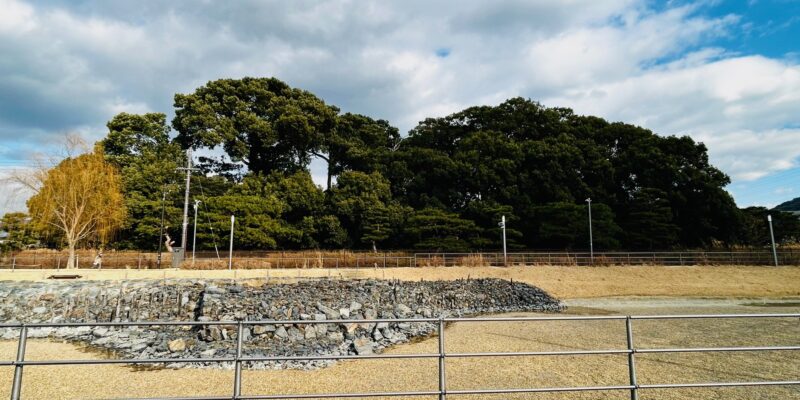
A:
22 139 126 268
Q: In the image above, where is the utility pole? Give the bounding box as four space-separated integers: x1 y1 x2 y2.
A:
179 149 193 249
174 149 199 268
499 215 507 267
192 199 201 267
768 214 778 266
156 186 167 269
586 198 594 264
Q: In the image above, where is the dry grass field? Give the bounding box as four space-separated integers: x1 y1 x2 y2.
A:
2 265 799 398
2 265 800 299
1 302 798 399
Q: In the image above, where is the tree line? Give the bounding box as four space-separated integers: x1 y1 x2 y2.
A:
3 77 799 254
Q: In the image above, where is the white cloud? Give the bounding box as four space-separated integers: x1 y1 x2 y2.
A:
0 168 34 214
0 0 798 213
546 55 800 180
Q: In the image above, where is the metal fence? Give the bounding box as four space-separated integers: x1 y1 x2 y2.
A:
3 313 799 399
413 250 800 267
2 250 799 270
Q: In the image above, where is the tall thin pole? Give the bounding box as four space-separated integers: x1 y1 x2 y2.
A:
157 187 167 269
192 200 200 267
768 214 778 267
10 326 27 400
500 215 507 267
180 149 192 249
586 198 593 264
228 215 235 270
625 317 639 400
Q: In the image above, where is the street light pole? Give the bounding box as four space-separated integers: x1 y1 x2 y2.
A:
228 215 235 270
768 214 778 267
586 198 594 264
192 199 201 267
157 187 167 269
499 215 507 267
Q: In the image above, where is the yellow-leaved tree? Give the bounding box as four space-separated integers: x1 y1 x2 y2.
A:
21 137 126 268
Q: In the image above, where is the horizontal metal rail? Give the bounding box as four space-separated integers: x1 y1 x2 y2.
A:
239 391 442 399
636 345 800 354
639 380 800 389
3 249 799 270
446 385 636 395
4 313 799 399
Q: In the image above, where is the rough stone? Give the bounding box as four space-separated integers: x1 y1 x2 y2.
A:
168 339 186 352
253 325 275 335
0 278 563 371
274 326 288 340
394 304 412 317
316 303 340 319
353 337 374 355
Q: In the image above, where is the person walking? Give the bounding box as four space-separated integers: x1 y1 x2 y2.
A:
92 251 103 269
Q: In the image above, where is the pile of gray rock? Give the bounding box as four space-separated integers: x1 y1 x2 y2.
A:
0 278 563 369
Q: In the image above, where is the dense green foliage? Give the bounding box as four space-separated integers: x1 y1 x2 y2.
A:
6 76 794 252
738 207 800 245
775 197 800 212
0 212 40 251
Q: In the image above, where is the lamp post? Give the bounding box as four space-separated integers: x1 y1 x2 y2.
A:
586 198 594 264
156 187 167 269
499 215 507 267
228 215 235 270
192 199 201 267
767 214 778 267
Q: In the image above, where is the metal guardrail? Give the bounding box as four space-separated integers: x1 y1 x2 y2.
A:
2 250 799 270
3 313 800 399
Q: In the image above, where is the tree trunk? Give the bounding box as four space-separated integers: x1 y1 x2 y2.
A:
66 242 77 269
326 163 333 191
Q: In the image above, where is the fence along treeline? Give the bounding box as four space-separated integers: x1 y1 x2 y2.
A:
5 77 798 253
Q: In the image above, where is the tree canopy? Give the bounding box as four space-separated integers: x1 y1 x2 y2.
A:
5 76 792 253
775 197 800 212
24 143 126 267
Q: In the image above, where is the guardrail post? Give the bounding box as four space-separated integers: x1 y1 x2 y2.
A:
625 316 639 400
233 321 243 399
438 317 447 400
11 325 28 400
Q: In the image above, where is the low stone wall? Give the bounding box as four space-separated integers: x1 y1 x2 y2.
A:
0 278 563 369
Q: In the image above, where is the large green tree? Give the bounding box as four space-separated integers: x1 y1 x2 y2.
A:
404 208 479 252
389 97 739 249
173 77 338 176
96 82 759 252
325 113 401 189
100 113 186 249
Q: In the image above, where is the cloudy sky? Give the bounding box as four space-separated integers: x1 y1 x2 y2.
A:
1 0 799 214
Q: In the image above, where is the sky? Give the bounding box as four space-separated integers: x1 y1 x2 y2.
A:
1 0 799 214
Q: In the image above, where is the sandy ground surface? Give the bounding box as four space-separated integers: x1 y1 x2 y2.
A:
1 298 798 400
2 265 800 299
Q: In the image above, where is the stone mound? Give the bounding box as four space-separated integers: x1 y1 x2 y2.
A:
0 278 563 369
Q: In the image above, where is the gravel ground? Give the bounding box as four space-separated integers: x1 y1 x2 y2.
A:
2 265 800 299
1 299 798 399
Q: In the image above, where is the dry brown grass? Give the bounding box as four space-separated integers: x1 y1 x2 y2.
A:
0 249 413 270
2 265 800 299
1 303 798 399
